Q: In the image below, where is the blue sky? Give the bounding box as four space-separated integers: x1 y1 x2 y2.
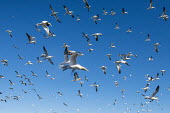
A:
0 0 170 113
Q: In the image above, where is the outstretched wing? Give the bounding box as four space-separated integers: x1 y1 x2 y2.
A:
151 85 159 97
43 46 48 56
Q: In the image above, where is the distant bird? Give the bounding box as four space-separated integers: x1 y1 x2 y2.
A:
114 23 120 29
90 82 100 92
88 48 94 52
160 70 166 76
83 0 91 12
13 45 19 49
148 56 153 61
100 66 107 74
145 34 151 41
126 27 132 32
57 92 63 96
106 54 112 60
114 60 130 66
110 9 116 15
0 75 4 78
77 90 83 98
6 30 12 37
43 34 49 39
41 46 54 65
49 4 61 23
63 5 74 18
36 57 43 63
26 33 36 44
72 72 81 81
45 71 51 77
110 43 116 48
20 81 27 86
63 102 68 107
160 7 168 21
147 0 155 10
155 73 160 80
91 33 102 41
17 54 24 59
37 94 43 99
142 83 150 92
9 80 15 85
79 81 84 87
1 59 8 66
35 25 41 32
25 61 33 65
15 71 22 78
114 81 119 87
113 99 117 105
142 85 160 101
36 21 52 37
91 14 101 24
31 71 37 77
84 76 88 81
122 8 128 14
153 43 160 52
76 15 80 22
102 8 108 15
82 32 90 42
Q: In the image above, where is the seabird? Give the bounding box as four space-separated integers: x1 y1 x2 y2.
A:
91 33 102 41
145 34 151 41
102 8 108 15
36 21 52 37
110 9 116 15
100 66 107 74
76 15 80 22
6 30 12 37
142 83 150 92
91 14 101 24
26 33 36 44
160 7 169 21
90 82 100 92
82 32 90 42
147 0 155 10
114 23 120 29
106 54 112 60
83 0 91 11
36 57 43 63
63 5 74 18
41 46 54 65
77 90 83 98
49 4 61 23
122 8 128 14
126 27 132 32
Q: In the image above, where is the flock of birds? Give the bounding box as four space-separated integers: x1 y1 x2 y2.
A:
0 0 170 113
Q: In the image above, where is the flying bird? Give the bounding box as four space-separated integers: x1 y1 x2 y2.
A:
36 21 52 37
91 14 101 24
26 33 36 44
91 33 102 41
90 82 100 92
122 8 128 14
63 5 74 18
83 0 91 11
41 46 54 65
147 0 155 9
6 30 12 37
102 8 108 15
49 4 61 23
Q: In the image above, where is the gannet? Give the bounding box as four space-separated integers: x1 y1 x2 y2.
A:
63 5 74 18
160 70 165 75
90 82 100 92
142 85 160 101
45 71 51 77
145 34 151 41
6 30 12 37
84 76 88 81
148 56 153 61
160 7 169 21
142 83 150 92
42 46 54 65
147 0 155 10
83 0 91 12
88 48 94 52
72 72 82 81
110 9 116 15
76 15 80 22
26 33 36 44
9 80 15 85
153 43 160 53
36 21 52 37
15 71 22 78
91 14 101 24
79 81 84 87
102 8 108 15
25 61 33 65
37 94 43 99
114 81 119 87
36 57 43 63
1 59 8 66
122 8 128 14
77 90 83 98
126 27 132 32
114 23 120 29
110 43 116 48
82 32 90 42
106 54 112 60
18 54 24 59
49 4 61 23
100 66 107 74
0 75 4 78
114 60 130 66
31 71 37 77
91 33 102 41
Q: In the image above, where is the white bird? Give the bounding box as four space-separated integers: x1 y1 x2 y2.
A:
142 83 150 92
145 34 151 41
102 8 108 15
110 9 116 15
83 0 91 12
114 81 119 87
91 14 101 24
160 7 169 21
63 5 74 18
6 30 12 37
76 15 80 22
88 48 94 52
100 66 107 74
49 4 61 23
77 90 83 98
26 33 36 44
31 71 37 77
36 57 43 63
122 8 128 14
114 23 120 29
18 54 24 59
82 32 90 42
91 33 102 41
45 71 51 77
147 0 155 10
25 61 33 65
110 43 116 48
160 70 166 76
126 27 132 32
148 56 153 61
72 72 82 81
106 54 112 60
36 21 52 37
142 85 160 101
90 82 100 92
41 46 54 65
15 71 22 78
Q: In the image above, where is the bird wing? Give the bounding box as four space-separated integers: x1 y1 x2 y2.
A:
48 58 54 65
49 4 54 13
69 52 78 65
43 46 48 56
151 85 159 97
64 47 69 63
64 5 69 13
26 33 32 41
42 25 50 36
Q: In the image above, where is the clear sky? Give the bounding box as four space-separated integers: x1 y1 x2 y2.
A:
0 0 170 113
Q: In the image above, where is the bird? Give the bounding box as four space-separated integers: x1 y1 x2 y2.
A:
91 14 101 24
63 102 68 107
160 7 169 21
145 34 151 41
25 61 33 65
36 21 52 37
9 80 15 85
76 15 80 22
60 50 88 71
116 64 121 74
0 75 4 78
72 72 82 81
36 57 43 63
147 0 155 10
142 85 160 101
57 92 63 96
90 82 100 92
63 5 74 18
110 9 116 15
77 90 83 98
91 33 102 41
31 71 37 77
49 4 61 23
126 27 132 32
100 66 107 74
41 46 54 65
114 81 119 87
102 8 108 15
79 81 84 87
88 48 94 52
82 32 90 42
153 43 160 53
84 76 88 81
83 0 91 12
122 8 128 14
26 33 36 44
160 70 166 76
45 71 51 77
106 54 112 60
37 94 43 99
35 25 41 32
1 59 8 66
110 43 116 48
15 71 22 78
17 54 24 59
148 56 153 61
114 23 120 29
142 83 150 92
43 34 49 39
6 30 12 37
